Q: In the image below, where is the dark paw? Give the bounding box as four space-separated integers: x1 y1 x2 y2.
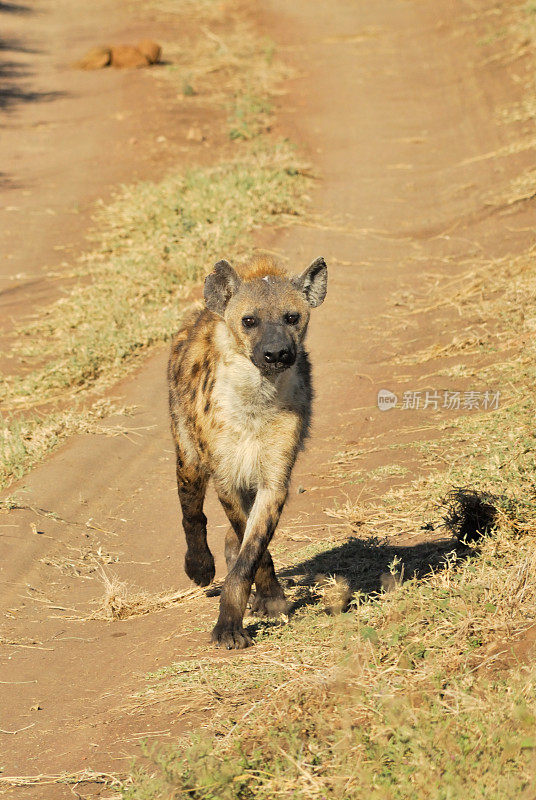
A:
251 591 288 618
184 548 215 587
211 622 253 649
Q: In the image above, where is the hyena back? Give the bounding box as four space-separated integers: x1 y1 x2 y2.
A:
167 255 327 649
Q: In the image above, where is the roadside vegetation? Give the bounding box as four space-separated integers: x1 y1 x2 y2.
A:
0 0 309 489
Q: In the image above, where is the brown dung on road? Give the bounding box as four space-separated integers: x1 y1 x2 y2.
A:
73 39 162 69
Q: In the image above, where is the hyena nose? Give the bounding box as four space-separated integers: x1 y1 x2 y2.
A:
264 348 292 364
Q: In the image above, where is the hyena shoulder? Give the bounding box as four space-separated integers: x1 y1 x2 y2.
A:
168 309 218 403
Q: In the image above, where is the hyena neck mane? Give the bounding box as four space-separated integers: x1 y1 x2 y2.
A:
235 255 288 281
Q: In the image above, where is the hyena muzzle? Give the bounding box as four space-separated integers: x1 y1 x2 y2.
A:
167 255 327 648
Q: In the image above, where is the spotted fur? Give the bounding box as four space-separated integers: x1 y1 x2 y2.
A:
168 255 327 648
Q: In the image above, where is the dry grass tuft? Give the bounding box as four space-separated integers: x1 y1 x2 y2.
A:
0 769 122 789
315 573 352 614
91 570 212 620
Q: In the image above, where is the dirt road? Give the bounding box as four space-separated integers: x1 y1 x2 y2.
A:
1 0 534 794
1 0 196 341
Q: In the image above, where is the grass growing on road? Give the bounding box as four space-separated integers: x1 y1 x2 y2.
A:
3 145 307 407
0 0 309 489
152 0 286 140
0 400 136 489
123 517 536 799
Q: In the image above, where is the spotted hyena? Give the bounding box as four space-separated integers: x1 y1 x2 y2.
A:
168 255 327 648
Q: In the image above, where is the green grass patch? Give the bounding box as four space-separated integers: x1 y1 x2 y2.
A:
228 93 273 140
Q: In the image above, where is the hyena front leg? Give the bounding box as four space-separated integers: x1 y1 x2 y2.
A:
212 487 287 649
217 490 285 616
175 452 213 587
219 492 288 617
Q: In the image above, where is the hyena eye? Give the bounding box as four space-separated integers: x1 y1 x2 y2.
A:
284 312 300 325
242 316 258 329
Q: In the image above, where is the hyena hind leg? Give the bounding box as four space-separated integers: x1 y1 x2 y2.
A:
177 467 214 587
224 526 241 572
225 529 287 617
251 549 288 618
219 489 251 572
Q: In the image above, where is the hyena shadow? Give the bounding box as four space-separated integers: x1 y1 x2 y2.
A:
268 534 468 619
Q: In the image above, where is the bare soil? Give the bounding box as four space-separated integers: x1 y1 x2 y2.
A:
1 0 535 796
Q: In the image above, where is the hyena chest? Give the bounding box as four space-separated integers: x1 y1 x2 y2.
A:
215 422 266 491
208 360 298 492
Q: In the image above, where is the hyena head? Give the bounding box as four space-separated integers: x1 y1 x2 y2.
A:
204 256 327 376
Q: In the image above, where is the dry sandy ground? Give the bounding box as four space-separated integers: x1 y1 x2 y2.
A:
0 0 210 351
1 0 535 795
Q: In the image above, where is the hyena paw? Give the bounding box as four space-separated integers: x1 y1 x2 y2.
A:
211 622 253 650
251 591 288 618
184 548 215 587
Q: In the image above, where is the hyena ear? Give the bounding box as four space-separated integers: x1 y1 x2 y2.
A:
204 259 241 316
292 257 328 307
